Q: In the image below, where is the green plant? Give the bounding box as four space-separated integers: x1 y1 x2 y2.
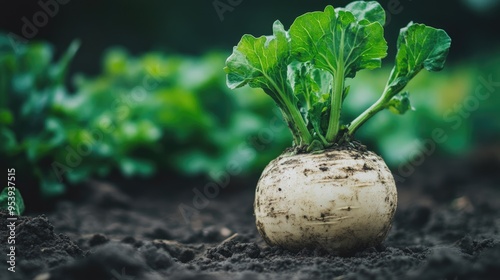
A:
225 1 451 151
224 1 451 254
0 187 25 216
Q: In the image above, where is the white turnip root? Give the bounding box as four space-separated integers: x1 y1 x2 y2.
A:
254 146 397 254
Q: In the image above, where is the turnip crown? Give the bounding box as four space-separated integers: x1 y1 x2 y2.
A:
225 1 451 151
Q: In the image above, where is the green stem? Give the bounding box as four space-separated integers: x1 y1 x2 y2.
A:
347 88 393 137
278 108 301 146
262 74 312 146
325 30 345 143
314 126 329 147
325 65 344 142
284 98 312 145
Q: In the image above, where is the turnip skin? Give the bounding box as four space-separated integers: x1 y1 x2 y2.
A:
254 148 397 255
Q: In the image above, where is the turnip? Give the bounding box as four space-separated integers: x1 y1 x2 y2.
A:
224 1 451 254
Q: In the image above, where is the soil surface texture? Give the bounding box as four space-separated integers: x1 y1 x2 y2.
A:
1 147 499 280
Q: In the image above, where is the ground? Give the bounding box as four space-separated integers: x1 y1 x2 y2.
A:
1 147 499 280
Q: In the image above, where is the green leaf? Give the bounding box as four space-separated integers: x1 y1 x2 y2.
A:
0 187 25 215
225 21 312 145
288 61 331 145
225 20 290 92
387 92 414 115
386 22 451 95
287 9 332 63
288 61 330 113
347 23 451 137
289 4 387 78
342 1 386 26
289 3 387 142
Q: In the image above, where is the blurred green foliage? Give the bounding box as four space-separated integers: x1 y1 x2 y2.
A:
0 34 291 197
1 34 499 197
67 48 292 179
0 35 79 197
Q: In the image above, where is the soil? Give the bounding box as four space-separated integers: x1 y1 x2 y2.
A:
1 146 500 280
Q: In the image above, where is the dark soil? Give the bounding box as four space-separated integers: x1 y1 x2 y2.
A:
1 147 500 280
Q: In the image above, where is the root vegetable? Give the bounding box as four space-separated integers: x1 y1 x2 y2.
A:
255 148 397 254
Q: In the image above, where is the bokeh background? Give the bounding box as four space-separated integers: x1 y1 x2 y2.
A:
1 0 499 210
